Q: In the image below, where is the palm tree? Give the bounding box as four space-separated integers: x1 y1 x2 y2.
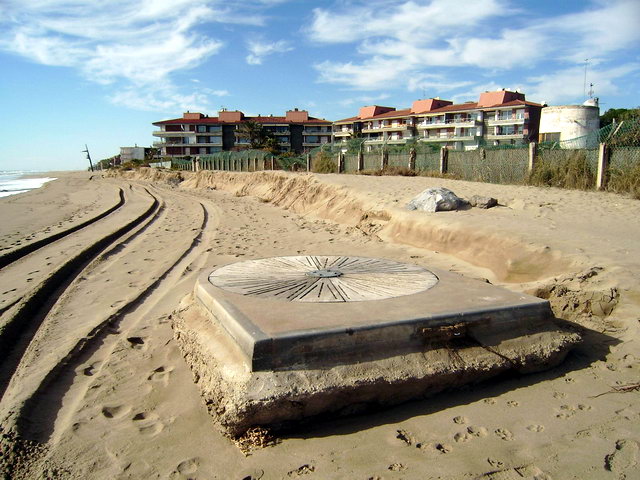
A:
237 120 268 149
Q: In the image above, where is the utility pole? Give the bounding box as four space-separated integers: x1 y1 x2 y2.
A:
82 144 94 171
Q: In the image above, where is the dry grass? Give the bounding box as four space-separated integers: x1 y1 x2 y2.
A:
232 427 277 455
358 166 417 176
607 162 640 199
311 153 338 174
528 151 595 190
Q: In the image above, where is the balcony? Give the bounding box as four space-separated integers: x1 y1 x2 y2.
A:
333 130 352 137
420 133 455 142
417 118 479 129
265 130 290 136
486 117 525 126
153 140 203 147
361 124 410 133
485 133 525 140
153 130 192 137
304 128 331 134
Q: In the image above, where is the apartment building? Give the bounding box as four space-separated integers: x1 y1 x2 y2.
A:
153 109 332 157
333 90 542 151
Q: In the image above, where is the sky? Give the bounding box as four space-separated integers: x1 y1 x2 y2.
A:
0 0 639 171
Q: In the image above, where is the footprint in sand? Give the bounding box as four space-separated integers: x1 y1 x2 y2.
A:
435 443 453 454
507 400 520 407
101 405 131 419
176 458 199 475
556 404 592 419
126 336 147 350
132 411 163 436
487 458 505 469
453 415 468 424
484 398 497 405
467 426 489 438
82 361 102 376
287 464 315 476
494 428 514 441
237 468 264 480
396 429 416 446
454 432 472 443
605 439 639 475
148 365 174 386
527 424 545 432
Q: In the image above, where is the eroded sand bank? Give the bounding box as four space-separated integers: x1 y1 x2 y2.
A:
1 169 638 479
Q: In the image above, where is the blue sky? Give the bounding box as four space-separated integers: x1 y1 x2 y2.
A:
0 0 638 171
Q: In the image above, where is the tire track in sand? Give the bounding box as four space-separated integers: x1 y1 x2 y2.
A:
8 189 211 445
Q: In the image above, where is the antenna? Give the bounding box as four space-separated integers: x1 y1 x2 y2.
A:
583 59 589 99
82 144 94 172
588 82 594 98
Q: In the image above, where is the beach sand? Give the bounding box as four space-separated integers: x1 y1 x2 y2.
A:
0 169 638 479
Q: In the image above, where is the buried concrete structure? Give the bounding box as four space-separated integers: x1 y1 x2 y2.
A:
172 255 581 437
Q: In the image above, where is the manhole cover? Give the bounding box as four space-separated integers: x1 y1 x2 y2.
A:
208 255 439 303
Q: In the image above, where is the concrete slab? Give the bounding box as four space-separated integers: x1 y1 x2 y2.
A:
195 255 553 371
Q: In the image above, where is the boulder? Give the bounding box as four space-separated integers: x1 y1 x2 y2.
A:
469 195 498 209
406 187 462 212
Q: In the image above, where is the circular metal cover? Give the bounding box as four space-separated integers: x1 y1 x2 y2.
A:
208 255 439 303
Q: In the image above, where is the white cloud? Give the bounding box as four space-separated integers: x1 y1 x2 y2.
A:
309 0 640 102
245 39 292 65
308 0 509 44
339 93 391 107
524 63 640 105
0 0 281 110
109 82 229 112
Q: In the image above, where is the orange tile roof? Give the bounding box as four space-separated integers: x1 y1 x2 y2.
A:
154 116 330 126
333 99 543 124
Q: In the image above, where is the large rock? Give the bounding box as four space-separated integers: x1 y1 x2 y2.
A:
470 195 498 209
406 187 462 212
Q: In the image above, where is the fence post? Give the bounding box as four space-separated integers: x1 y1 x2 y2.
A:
338 152 344 173
270 156 274 170
528 142 537 173
381 148 388 170
439 147 448 175
306 154 311 172
358 151 364 171
596 142 609 190
409 148 416 170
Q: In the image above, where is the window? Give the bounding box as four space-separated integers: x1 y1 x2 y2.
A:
197 125 207 133
541 132 561 142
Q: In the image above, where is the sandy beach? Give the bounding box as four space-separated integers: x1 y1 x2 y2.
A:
1 169 639 479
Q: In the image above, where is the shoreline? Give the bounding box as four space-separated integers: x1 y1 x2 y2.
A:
1 169 638 479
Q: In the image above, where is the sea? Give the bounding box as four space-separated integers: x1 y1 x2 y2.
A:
0 171 57 198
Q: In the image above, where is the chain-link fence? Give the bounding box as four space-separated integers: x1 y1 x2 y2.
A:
415 151 440 172
530 149 598 189
607 147 640 197
447 149 528 184
344 153 359 173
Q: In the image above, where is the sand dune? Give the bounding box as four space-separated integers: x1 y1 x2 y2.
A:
1 169 638 479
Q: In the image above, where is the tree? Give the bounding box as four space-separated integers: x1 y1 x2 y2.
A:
237 120 273 149
600 107 640 128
